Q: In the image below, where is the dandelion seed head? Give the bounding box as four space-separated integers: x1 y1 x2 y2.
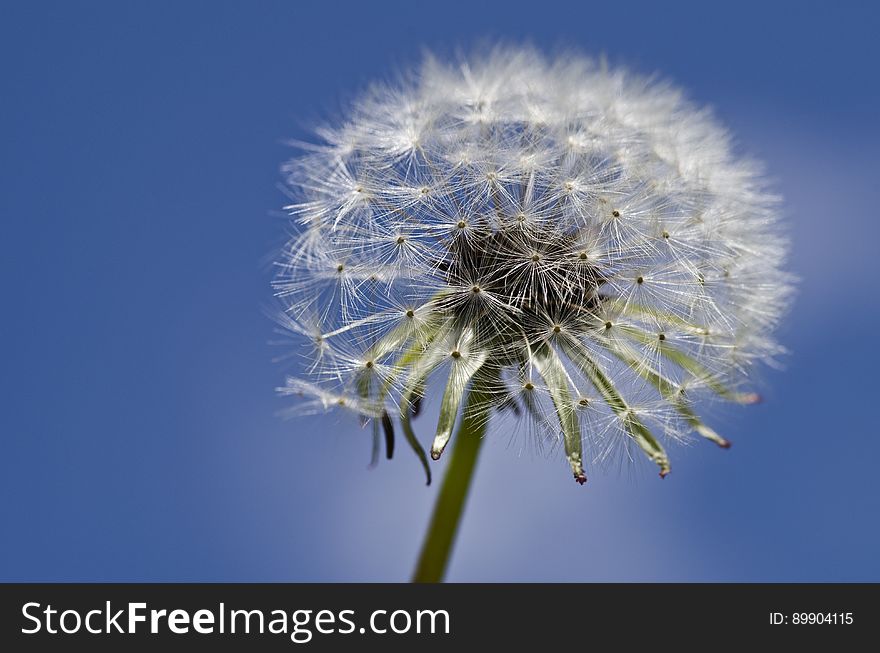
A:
273 46 792 483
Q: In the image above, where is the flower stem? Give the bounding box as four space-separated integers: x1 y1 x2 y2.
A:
411 381 491 583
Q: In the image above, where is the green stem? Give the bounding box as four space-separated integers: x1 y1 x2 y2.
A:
411 380 491 583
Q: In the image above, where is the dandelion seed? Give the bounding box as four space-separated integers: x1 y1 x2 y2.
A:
273 46 792 486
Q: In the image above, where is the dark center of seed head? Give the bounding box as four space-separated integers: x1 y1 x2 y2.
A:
442 225 605 345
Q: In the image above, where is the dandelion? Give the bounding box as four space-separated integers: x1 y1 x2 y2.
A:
272 46 792 581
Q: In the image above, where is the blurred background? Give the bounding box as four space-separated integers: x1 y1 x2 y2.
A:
2 1 878 581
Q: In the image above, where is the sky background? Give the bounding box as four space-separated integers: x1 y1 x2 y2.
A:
2 1 878 581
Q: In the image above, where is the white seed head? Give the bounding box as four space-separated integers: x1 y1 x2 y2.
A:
273 46 792 483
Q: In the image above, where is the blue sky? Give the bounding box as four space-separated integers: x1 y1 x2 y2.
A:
1 1 878 581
